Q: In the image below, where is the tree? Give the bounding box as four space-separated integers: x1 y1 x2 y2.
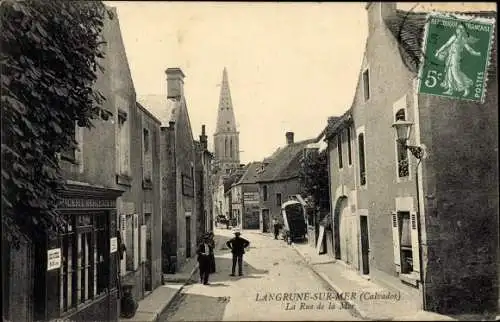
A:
1 0 113 243
299 149 330 213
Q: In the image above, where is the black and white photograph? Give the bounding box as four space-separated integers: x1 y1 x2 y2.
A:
1 1 498 321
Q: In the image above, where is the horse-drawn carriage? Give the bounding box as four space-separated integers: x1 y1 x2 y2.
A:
281 200 308 244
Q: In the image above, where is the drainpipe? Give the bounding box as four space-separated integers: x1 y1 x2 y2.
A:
415 158 426 310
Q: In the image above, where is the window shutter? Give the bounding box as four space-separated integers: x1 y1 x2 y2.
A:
133 214 139 269
120 214 126 274
140 225 147 263
410 212 420 274
391 212 401 272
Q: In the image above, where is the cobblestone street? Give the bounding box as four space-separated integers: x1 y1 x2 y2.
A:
158 229 361 321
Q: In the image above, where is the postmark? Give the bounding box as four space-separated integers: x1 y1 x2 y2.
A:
418 12 496 102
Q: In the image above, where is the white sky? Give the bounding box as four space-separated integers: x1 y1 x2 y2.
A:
105 1 495 163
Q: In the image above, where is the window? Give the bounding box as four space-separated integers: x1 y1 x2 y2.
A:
117 106 130 176
225 137 228 157
276 193 282 207
61 124 77 162
363 69 370 101
143 127 152 183
347 127 352 166
395 109 409 178
230 138 233 158
398 211 413 274
61 123 83 168
262 185 268 201
143 129 149 153
358 133 366 186
60 213 108 313
121 214 138 273
337 134 343 169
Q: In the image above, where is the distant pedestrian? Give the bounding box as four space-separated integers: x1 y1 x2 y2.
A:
196 235 214 285
226 230 250 276
208 232 216 273
272 218 280 239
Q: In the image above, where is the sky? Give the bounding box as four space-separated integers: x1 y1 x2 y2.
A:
105 1 496 164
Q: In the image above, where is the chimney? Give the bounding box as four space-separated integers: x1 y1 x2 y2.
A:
286 132 294 145
165 67 185 99
199 124 208 150
366 2 396 35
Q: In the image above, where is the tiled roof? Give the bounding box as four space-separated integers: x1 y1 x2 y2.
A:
137 94 179 127
384 10 497 74
223 171 246 193
257 138 317 183
325 111 353 140
235 162 262 185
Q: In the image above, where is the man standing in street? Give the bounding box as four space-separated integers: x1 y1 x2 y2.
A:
272 218 281 240
196 235 214 285
226 230 250 276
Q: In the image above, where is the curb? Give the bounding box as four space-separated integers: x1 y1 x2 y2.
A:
155 236 227 321
291 243 374 321
151 264 199 322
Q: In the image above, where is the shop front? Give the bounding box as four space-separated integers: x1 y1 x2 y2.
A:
34 183 124 322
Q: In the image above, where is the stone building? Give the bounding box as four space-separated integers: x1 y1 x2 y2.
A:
230 162 263 229
3 7 164 321
195 125 214 236
141 68 200 273
325 2 497 315
256 132 323 233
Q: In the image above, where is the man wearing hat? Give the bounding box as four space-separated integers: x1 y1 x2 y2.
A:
196 234 214 285
226 229 250 276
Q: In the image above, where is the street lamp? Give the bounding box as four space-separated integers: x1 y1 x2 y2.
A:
391 119 427 310
392 120 425 160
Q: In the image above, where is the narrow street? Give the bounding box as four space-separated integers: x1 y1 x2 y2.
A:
159 229 361 321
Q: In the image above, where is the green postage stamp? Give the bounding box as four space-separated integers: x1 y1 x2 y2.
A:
418 12 496 103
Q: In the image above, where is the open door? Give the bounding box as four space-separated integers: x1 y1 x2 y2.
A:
360 215 370 275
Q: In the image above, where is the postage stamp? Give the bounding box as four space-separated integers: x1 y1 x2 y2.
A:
418 12 496 103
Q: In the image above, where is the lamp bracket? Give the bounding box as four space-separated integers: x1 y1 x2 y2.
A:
407 145 424 160
396 140 424 160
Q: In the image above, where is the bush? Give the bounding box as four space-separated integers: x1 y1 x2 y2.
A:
1 0 113 243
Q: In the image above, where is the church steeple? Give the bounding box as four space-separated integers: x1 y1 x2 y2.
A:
215 67 237 134
213 67 240 173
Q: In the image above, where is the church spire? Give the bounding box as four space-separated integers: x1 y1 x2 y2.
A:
213 67 240 171
216 67 237 134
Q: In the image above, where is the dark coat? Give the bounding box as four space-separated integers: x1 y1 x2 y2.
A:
196 242 214 262
226 236 250 255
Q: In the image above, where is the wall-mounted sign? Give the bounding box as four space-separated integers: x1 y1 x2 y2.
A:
110 237 118 253
185 211 192 217
243 192 259 203
47 248 61 271
60 198 116 209
182 175 194 197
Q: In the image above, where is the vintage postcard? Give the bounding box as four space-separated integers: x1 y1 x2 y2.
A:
1 2 497 322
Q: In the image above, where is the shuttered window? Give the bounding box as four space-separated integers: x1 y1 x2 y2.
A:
358 133 366 186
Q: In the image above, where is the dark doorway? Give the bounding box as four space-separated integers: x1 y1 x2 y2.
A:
262 209 270 233
333 212 341 259
186 216 191 258
360 215 370 275
144 213 152 292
